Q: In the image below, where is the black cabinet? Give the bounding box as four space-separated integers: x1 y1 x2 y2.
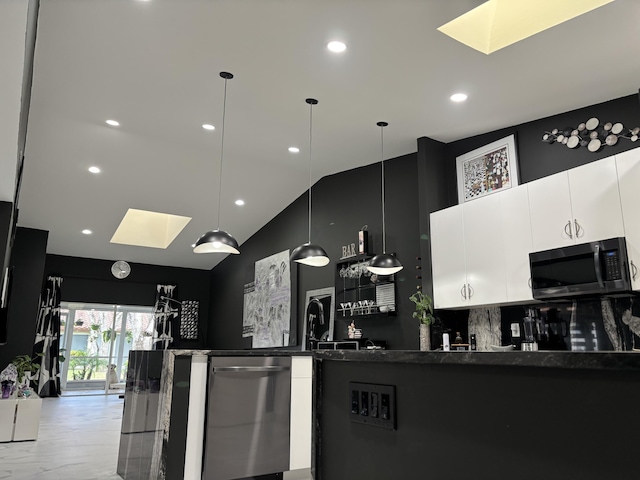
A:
335 254 396 319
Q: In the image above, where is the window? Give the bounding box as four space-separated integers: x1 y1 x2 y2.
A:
59 302 155 393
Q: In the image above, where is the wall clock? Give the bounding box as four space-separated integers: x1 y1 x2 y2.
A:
111 260 131 279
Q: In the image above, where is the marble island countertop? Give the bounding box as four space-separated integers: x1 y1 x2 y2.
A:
159 349 640 371
169 349 312 357
312 349 640 371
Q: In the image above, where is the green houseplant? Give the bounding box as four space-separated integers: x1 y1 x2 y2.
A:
409 290 434 351
11 354 42 386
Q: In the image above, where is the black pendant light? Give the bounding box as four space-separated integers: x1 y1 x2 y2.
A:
193 72 240 255
290 98 330 267
367 122 403 275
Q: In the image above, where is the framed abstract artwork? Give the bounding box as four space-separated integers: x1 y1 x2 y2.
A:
456 134 519 203
301 287 335 351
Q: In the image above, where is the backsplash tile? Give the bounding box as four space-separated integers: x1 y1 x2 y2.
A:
437 295 640 352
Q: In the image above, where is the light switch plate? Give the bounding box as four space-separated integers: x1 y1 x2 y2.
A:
349 382 396 430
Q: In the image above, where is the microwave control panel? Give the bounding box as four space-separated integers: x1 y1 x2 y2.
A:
604 250 622 280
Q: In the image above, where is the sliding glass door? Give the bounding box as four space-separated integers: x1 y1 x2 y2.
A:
59 303 155 393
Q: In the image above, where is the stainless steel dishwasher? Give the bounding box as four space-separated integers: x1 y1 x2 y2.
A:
202 356 291 480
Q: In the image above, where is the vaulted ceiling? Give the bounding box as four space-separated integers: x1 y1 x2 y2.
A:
15 0 640 270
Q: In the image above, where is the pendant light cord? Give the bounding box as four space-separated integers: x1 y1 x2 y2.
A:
380 124 386 254
216 76 229 231
308 102 313 244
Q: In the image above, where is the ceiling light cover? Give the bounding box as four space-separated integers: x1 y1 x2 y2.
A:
290 98 329 267
288 147 300 153
88 166 100 173
202 124 215 130
105 119 119 126
235 199 245 206
290 243 330 267
327 41 347 53
450 93 468 102
194 72 240 255
367 121 403 275
368 253 403 275
193 229 240 254
437 0 614 54
82 229 92 235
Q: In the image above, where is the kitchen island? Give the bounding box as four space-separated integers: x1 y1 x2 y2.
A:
313 350 640 480
117 349 312 480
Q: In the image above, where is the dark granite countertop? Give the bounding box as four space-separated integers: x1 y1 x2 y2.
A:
169 349 312 357
312 349 640 371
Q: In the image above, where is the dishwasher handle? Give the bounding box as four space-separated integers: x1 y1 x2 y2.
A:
213 365 291 373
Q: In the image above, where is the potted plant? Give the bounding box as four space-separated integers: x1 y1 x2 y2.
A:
11 354 42 387
409 290 435 351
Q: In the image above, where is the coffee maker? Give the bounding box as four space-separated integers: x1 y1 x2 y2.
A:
511 307 541 351
521 308 539 351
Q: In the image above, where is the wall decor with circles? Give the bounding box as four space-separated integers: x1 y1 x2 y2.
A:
542 118 640 152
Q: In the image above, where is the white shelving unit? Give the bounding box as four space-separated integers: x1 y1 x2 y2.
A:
0 393 42 442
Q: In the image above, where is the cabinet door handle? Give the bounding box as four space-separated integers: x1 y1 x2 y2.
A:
460 284 467 299
574 219 582 238
564 220 573 239
528 277 532 289
632 260 638 281
467 283 474 298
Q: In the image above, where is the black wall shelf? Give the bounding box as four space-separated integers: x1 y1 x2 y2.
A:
335 255 396 318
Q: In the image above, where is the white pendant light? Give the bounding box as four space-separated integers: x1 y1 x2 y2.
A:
194 72 240 255
290 98 330 267
367 122 403 275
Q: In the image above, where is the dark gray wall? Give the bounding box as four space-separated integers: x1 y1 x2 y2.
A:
208 93 640 351
0 227 48 368
44 254 211 348
443 93 640 206
208 153 422 350
416 137 448 299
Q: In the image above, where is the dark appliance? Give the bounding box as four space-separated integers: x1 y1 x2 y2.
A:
529 237 631 300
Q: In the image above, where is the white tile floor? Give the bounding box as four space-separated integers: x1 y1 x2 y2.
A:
0 394 313 480
0 395 123 480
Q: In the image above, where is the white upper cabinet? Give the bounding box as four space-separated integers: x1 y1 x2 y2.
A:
528 171 573 251
430 148 639 309
430 205 466 309
615 147 640 290
568 155 624 243
528 156 624 252
463 194 507 307
430 194 509 309
500 184 534 303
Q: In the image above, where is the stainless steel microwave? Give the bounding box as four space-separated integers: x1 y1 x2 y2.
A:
529 237 632 300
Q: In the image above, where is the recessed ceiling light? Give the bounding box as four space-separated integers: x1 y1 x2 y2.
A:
235 199 245 206
105 119 120 126
288 147 300 153
327 41 347 53
82 229 92 235
88 166 101 174
202 124 215 131
450 93 468 102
